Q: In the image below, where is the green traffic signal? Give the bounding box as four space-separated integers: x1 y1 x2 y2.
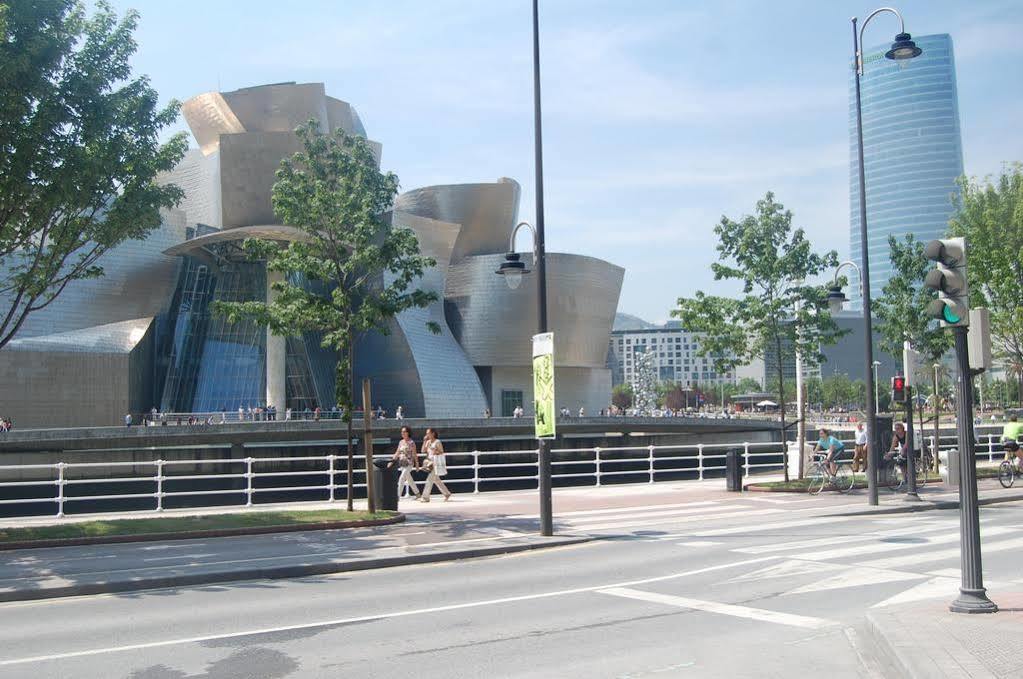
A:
942 305 961 324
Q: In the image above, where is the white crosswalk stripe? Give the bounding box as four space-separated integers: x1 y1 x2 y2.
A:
732 520 960 555
560 507 785 532
856 535 1023 570
791 525 1016 562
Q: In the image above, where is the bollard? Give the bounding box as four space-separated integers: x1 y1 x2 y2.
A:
725 449 742 492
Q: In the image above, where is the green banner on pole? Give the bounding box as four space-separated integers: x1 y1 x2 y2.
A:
533 332 556 439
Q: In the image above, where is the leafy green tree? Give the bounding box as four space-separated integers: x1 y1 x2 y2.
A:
736 377 763 393
673 192 843 480
0 0 186 349
611 384 634 411
948 164 1023 394
873 234 952 381
215 122 437 511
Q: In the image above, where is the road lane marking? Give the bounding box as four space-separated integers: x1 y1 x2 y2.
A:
732 521 958 554
856 535 1023 569
567 508 785 532
782 567 926 595
676 541 720 548
0 555 779 667
597 586 837 629
563 505 751 528
795 526 1015 562
508 501 720 520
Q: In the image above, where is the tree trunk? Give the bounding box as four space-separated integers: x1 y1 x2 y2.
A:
345 331 355 512
774 332 789 483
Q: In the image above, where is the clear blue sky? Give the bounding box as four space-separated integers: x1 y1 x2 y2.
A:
108 0 1023 323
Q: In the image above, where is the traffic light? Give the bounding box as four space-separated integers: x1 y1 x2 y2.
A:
923 238 969 327
892 375 907 404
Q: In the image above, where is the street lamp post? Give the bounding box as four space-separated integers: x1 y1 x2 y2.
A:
841 7 923 506
828 259 879 505
493 0 553 538
933 362 941 473
872 360 882 413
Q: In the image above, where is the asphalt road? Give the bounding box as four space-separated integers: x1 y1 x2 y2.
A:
1 498 1020 678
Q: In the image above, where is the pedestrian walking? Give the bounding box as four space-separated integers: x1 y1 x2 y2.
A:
852 421 869 472
124 413 132 427
395 405 404 420
418 428 451 502
388 426 421 499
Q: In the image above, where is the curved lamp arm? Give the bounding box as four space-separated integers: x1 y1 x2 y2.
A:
833 260 864 297
854 7 907 75
509 221 538 259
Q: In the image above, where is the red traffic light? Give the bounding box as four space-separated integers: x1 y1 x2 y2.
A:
892 375 907 403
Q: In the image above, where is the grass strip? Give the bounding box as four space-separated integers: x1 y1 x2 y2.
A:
0 509 397 543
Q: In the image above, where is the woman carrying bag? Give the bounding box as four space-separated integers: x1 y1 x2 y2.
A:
388 426 421 500
418 427 452 502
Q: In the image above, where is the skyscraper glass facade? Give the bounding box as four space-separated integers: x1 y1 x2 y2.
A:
849 34 963 306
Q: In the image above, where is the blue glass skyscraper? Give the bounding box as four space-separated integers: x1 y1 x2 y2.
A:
850 34 964 305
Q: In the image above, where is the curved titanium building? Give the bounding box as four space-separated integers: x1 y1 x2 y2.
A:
850 34 964 304
0 82 623 426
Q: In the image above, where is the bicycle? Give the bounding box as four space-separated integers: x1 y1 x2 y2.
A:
882 448 930 492
807 451 854 495
998 441 1023 489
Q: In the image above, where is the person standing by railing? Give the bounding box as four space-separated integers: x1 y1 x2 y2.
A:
388 426 421 500
852 421 868 473
419 428 452 502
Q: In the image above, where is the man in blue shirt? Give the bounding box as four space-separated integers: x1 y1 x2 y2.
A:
813 427 845 476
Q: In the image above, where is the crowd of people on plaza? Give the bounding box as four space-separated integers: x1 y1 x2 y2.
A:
387 426 452 502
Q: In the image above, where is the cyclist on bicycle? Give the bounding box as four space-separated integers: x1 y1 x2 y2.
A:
813 427 845 476
884 422 909 474
1001 413 1023 469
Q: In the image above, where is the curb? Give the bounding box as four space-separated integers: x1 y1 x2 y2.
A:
0 514 406 551
824 492 1023 518
864 609 919 678
0 535 591 603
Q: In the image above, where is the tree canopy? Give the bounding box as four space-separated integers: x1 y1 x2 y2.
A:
0 0 186 349
948 164 1023 374
673 192 843 480
214 121 437 510
873 233 952 376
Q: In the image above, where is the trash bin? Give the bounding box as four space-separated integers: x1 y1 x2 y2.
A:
372 458 399 511
726 449 742 492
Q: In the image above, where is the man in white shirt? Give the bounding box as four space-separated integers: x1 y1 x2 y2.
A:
853 421 869 472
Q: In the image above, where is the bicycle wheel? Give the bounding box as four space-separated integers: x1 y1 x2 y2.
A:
999 460 1015 489
882 461 902 492
833 463 854 493
807 463 827 495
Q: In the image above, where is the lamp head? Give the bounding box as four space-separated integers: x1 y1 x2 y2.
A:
826 284 848 314
885 32 922 63
495 252 530 290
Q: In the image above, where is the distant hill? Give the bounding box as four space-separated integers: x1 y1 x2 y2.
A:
613 312 657 331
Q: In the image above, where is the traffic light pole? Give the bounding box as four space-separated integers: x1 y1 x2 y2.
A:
949 326 996 613
904 385 919 500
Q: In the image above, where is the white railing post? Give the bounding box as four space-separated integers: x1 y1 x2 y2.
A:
328 454 336 503
55 462 65 518
697 444 705 481
743 442 750 479
988 435 995 462
155 459 164 512
245 456 254 507
594 447 602 487
648 444 655 483
473 451 480 494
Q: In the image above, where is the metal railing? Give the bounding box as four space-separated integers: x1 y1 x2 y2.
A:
0 442 785 518
0 432 1007 519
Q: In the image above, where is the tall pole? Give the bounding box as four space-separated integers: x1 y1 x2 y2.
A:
532 0 552 537
934 364 941 473
904 385 919 499
873 362 881 414
853 17 879 506
949 327 997 613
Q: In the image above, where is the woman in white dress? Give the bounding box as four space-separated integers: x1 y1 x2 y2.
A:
418 428 452 502
388 426 421 499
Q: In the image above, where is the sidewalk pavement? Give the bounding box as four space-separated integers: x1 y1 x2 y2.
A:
867 591 1023 678
1 476 1021 603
